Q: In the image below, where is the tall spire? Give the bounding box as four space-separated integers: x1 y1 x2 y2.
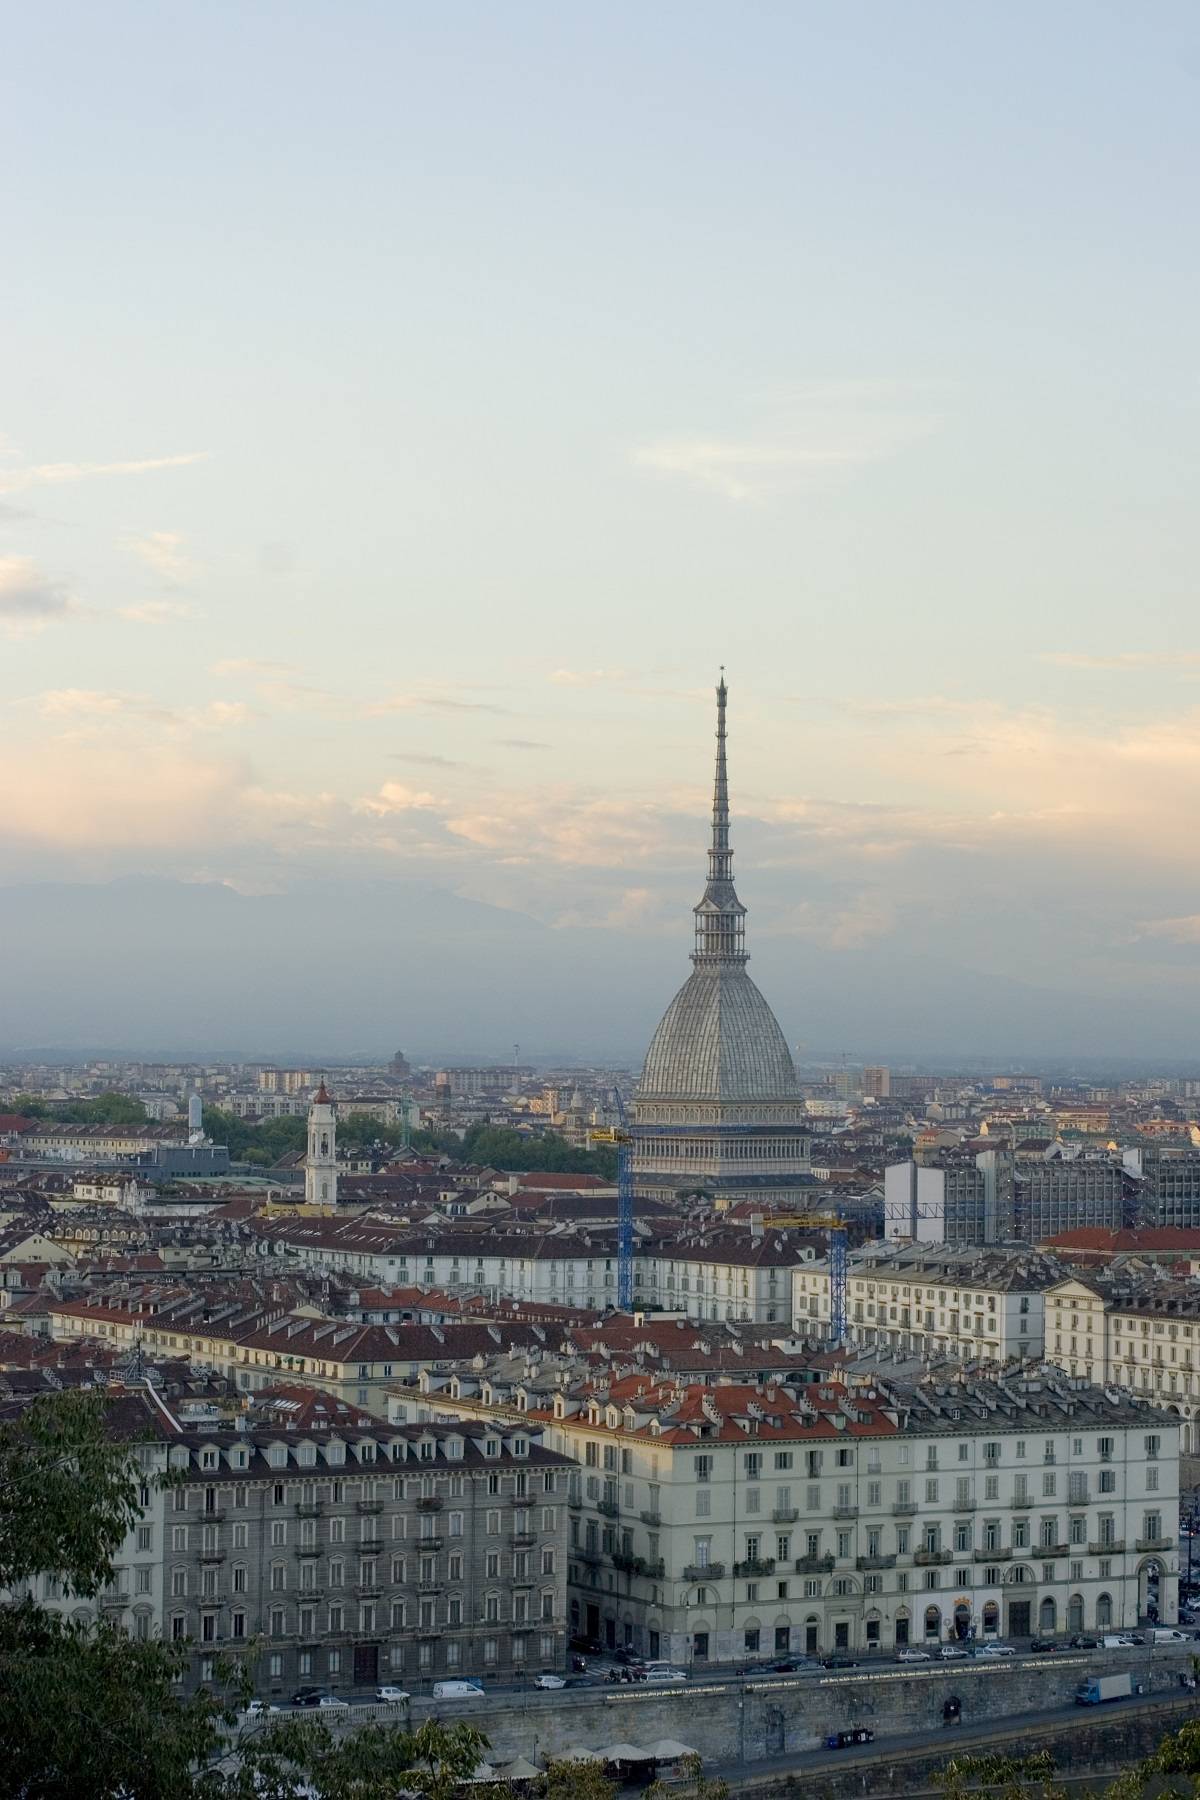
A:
693 670 748 966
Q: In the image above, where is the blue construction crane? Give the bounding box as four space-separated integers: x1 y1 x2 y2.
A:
588 1089 634 1311
760 1209 848 1343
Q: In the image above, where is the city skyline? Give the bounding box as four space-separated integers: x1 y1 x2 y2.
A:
4 4 1200 1053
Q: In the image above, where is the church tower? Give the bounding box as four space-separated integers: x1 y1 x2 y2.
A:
305 1080 337 1208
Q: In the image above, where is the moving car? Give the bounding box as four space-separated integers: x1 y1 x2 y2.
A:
1153 1629 1190 1644
375 1686 410 1703
1070 1635 1099 1649
291 1688 336 1708
898 1649 931 1662
939 1646 967 1659
642 1667 688 1684
243 1700 280 1716
826 1728 875 1749
1030 1639 1059 1654
534 1674 567 1690
979 1643 1016 1657
821 1656 860 1669
432 1680 485 1700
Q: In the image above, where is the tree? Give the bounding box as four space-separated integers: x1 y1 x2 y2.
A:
542 1759 617 1800
934 1750 1065 1800
646 1756 726 1800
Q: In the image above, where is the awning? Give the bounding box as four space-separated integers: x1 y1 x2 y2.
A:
647 1741 698 1761
596 1744 658 1764
493 1758 542 1782
556 1749 606 1765
465 1762 498 1783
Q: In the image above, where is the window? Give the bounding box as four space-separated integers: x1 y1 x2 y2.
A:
694 1456 712 1483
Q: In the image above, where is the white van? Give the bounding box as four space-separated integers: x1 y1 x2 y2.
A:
1153 1629 1190 1644
1101 1635 1135 1649
432 1680 485 1700
642 1667 688 1684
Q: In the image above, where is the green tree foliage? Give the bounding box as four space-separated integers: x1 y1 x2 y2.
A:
9 1091 147 1126
338 1112 407 1152
458 1126 617 1181
542 1758 618 1800
646 1755 727 1800
202 1107 308 1165
934 1750 1065 1800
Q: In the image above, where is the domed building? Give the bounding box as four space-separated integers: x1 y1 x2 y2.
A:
632 677 811 1205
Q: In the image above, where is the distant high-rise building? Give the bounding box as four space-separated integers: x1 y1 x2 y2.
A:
863 1065 891 1098
632 677 810 1206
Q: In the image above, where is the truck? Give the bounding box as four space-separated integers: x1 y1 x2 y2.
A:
1075 1673 1135 1706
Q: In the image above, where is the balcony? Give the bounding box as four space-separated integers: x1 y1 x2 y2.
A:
201 1509 226 1526
1136 1535 1173 1553
733 1557 776 1578
356 1500 382 1515
613 1550 665 1579
294 1502 323 1518
682 1562 724 1582
417 1580 444 1594
856 1553 897 1572
293 1545 320 1560
892 1501 918 1516
415 1536 443 1553
974 1547 1011 1562
1009 1495 1033 1508
640 1509 662 1527
1039 1543 1068 1558
597 1499 620 1519
1089 1539 1125 1556
832 1505 859 1521
914 1548 953 1566
416 1496 443 1513
795 1553 835 1574
952 1500 977 1512
772 1508 799 1524
577 1547 602 1567
568 1495 582 1510
355 1584 382 1599
510 1532 536 1548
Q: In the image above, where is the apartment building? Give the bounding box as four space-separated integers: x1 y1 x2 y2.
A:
1046 1275 1200 1452
886 1153 1125 1248
395 1365 1176 1664
1124 1148 1200 1231
11 1387 571 1696
793 1247 1060 1364
253 1218 813 1325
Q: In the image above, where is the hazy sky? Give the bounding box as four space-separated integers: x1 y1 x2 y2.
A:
4 3 1200 1058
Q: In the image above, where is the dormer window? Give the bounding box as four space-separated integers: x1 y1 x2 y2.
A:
200 1448 218 1470
359 1442 376 1464
297 1442 317 1467
325 1442 346 1466
484 1438 500 1458
420 1439 435 1461
268 1445 287 1469
445 1436 464 1460
511 1437 528 1458
232 1448 248 1470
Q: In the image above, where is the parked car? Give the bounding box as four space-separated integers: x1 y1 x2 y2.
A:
534 1674 567 1690
939 1645 968 1659
1070 1635 1099 1650
243 1700 280 1716
641 1667 687 1685
898 1649 931 1662
1030 1639 1059 1654
431 1680 485 1701
375 1686 410 1703
826 1728 875 1749
290 1688 330 1708
1154 1630 1191 1644
821 1655 860 1669
771 1657 805 1672
979 1644 1017 1657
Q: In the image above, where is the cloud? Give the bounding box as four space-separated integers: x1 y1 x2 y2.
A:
371 693 512 716
389 752 471 769
210 658 297 677
127 530 193 582
118 599 197 625
549 667 631 687
0 557 75 633
354 782 440 817
1136 916 1200 945
633 383 941 502
1042 651 1200 672
0 451 209 495
498 738 550 750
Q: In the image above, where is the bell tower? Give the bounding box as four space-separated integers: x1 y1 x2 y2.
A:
305 1080 337 1208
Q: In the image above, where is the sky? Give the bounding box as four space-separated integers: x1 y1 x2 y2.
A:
3 2 1200 1061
